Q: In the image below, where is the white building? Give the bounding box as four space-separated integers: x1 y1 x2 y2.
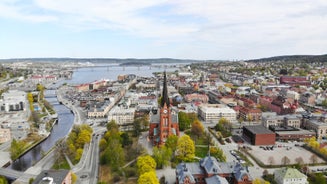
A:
274 167 308 184
286 90 300 100
198 104 237 123
0 90 27 112
108 106 135 125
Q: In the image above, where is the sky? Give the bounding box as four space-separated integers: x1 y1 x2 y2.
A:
1 0 327 60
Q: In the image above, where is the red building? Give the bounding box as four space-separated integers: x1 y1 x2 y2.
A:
280 76 310 86
243 125 276 145
149 72 180 146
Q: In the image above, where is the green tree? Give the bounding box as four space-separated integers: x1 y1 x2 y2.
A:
165 135 178 153
10 139 25 160
75 148 83 162
0 176 8 184
210 147 226 162
137 155 157 175
107 120 119 131
76 129 91 148
133 118 142 137
138 171 159 184
99 138 107 152
178 112 191 131
120 132 132 147
102 139 125 171
152 146 172 169
176 135 195 162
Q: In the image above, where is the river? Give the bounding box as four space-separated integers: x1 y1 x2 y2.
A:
9 63 183 171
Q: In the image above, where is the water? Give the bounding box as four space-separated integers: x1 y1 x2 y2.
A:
10 93 74 171
68 64 180 84
9 64 182 171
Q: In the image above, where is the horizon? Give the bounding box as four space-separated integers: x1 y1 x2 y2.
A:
1 1 327 60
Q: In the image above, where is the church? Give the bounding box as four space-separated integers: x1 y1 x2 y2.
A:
149 72 180 146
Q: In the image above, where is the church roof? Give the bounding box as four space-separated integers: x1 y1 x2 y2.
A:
161 71 170 108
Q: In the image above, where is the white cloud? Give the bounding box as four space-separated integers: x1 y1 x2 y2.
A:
1 0 327 59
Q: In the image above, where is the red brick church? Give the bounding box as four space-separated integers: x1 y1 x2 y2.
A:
149 72 180 146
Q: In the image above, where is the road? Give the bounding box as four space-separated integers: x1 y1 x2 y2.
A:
73 127 105 184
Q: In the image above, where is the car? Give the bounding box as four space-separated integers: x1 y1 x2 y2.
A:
230 150 236 155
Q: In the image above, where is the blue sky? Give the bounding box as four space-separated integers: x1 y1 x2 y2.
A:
1 0 327 60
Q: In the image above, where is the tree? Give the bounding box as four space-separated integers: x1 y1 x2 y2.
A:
281 156 290 165
107 120 119 131
103 139 125 171
191 120 204 139
137 155 157 175
120 132 132 147
0 176 8 184
310 154 318 164
313 173 326 184
268 156 275 165
138 171 159 184
178 112 191 131
253 178 270 184
152 146 172 169
176 135 195 162
262 169 269 177
99 138 107 152
76 129 91 148
165 134 178 150
295 157 304 165
210 147 226 162
133 118 142 137
74 148 83 162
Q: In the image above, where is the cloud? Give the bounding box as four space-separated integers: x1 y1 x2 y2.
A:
1 0 327 59
0 0 57 22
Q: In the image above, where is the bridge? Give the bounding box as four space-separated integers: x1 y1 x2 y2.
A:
0 168 36 181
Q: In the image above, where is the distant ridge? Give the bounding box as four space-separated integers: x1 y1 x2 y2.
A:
245 54 327 63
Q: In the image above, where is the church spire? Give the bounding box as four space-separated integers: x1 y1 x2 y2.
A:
160 71 170 108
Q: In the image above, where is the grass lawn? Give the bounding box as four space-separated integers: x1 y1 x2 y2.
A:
195 146 209 158
52 158 71 170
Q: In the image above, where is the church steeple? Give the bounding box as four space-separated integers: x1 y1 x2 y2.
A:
160 71 170 108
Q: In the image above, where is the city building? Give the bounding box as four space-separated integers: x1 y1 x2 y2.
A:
0 90 27 112
198 104 237 123
32 169 72 184
280 76 310 87
176 156 252 184
149 72 180 146
274 167 308 184
242 125 276 145
107 106 135 125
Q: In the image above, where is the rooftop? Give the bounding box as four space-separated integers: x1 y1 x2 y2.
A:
244 125 275 134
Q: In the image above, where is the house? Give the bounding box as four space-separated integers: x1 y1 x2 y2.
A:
32 169 72 184
176 156 252 184
274 167 308 184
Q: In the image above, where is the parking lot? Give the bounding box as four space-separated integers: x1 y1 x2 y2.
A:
248 143 325 165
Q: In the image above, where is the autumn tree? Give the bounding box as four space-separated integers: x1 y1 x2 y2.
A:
176 135 195 162
191 120 204 139
137 155 157 175
253 178 270 184
0 176 8 184
138 171 159 184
